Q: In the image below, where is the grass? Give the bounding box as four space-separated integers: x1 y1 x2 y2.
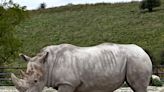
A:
13 1 164 66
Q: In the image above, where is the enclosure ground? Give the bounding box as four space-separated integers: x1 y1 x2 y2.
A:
0 86 164 92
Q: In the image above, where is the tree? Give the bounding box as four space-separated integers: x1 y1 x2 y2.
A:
39 3 46 9
160 50 164 65
0 0 27 67
140 0 161 12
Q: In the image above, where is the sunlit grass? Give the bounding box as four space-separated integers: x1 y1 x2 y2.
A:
15 1 164 65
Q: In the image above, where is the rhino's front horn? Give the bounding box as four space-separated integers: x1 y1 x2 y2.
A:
11 73 24 87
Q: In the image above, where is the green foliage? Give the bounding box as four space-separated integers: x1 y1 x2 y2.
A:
0 0 27 65
0 80 13 86
151 78 163 86
140 0 161 12
14 2 164 65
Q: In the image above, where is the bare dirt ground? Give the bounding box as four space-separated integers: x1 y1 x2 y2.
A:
0 86 164 92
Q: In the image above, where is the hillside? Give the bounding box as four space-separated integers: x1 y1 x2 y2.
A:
14 1 164 65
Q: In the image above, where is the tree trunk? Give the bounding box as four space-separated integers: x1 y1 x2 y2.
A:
148 8 153 12
0 63 3 72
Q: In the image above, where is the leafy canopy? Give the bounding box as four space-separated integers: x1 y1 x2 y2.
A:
0 0 27 65
140 0 161 12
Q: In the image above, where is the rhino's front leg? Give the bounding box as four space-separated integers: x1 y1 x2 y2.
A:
58 84 75 92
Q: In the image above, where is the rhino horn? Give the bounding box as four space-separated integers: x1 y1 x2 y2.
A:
11 73 24 87
20 70 28 78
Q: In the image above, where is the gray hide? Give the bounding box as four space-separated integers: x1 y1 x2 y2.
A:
12 43 152 92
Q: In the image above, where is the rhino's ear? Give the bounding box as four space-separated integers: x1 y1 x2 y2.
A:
19 54 31 62
40 52 49 64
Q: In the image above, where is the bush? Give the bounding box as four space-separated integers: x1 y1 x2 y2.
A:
151 77 163 86
140 0 161 12
39 3 46 9
0 0 27 66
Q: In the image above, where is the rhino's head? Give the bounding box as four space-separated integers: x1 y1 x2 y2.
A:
11 52 48 92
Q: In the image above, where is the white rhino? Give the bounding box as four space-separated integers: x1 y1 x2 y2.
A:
11 43 152 92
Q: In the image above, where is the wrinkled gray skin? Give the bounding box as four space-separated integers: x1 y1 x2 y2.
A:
11 43 152 92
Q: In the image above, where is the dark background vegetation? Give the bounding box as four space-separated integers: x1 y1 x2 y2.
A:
140 0 161 12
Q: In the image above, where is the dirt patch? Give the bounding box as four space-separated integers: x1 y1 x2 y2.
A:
114 86 164 92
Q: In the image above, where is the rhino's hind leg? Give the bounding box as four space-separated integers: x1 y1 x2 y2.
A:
126 64 151 92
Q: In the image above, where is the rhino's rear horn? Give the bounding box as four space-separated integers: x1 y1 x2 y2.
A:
20 70 28 78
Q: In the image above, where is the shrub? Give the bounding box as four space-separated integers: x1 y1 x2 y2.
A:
39 3 46 9
151 77 163 86
140 0 161 12
0 0 27 66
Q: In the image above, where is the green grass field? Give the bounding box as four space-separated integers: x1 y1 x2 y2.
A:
14 1 164 66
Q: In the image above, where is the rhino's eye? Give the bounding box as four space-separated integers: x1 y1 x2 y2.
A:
34 80 37 83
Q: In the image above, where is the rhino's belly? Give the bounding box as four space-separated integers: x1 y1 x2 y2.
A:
76 73 125 92
76 81 124 92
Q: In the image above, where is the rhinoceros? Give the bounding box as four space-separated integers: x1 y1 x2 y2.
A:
11 43 152 92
